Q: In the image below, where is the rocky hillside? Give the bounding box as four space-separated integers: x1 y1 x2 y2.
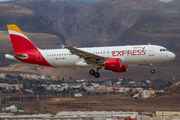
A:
8 0 180 64
0 3 65 66
8 0 180 48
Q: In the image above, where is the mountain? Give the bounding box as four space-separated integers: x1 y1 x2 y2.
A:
7 0 180 48
7 0 180 64
0 3 66 66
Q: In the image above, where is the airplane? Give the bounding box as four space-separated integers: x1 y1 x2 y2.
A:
5 24 176 78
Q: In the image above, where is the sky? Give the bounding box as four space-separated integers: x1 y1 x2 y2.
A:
158 0 174 2
0 0 14 2
0 0 175 2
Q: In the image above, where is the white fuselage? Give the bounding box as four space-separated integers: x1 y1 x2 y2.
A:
38 45 175 68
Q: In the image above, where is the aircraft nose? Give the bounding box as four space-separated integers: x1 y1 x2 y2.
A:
170 52 176 60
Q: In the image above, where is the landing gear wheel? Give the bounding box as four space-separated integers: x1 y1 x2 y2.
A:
89 69 95 75
94 72 100 78
151 70 155 74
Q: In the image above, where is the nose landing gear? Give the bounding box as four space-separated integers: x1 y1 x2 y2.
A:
151 69 155 74
150 63 155 74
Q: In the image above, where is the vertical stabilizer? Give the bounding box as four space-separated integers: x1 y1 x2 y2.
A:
7 24 38 53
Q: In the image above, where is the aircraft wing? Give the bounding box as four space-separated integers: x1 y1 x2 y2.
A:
5 52 27 58
64 46 104 63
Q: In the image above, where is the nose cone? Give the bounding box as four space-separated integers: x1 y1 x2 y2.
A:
169 52 176 60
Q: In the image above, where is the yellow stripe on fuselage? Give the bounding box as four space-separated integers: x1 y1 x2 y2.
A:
7 24 25 36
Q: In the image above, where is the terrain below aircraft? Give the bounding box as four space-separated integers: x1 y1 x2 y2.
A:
5 25 176 78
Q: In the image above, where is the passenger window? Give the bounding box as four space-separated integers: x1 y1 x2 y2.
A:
160 49 162 52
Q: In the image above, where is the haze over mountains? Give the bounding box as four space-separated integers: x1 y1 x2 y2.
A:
0 0 179 80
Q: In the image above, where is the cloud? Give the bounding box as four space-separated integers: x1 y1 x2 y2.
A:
158 0 174 3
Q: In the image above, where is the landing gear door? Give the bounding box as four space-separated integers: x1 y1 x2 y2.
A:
149 45 154 56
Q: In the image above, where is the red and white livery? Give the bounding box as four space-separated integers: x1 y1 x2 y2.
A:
5 25 176 78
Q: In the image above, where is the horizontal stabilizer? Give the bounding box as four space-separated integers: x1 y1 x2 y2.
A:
5 52 27 57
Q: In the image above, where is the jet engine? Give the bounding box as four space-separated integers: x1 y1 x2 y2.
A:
111 65 127 73
103 58 127 73
104 58 122 69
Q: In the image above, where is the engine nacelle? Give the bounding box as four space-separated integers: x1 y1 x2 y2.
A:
105 58 122 69
104 58 127 73
111 65 127 73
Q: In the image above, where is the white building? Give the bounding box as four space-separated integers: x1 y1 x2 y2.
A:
0 83 6 89
3 105 17 112
56 111 138 119
47 84 61 90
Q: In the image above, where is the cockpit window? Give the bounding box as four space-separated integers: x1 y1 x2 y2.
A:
160 49 168 52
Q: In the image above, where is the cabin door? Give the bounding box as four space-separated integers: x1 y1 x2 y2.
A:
149 45 154 56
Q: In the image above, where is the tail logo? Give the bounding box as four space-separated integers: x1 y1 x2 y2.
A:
6 24 52 67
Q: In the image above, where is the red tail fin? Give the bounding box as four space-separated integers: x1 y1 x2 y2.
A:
7 24 38 53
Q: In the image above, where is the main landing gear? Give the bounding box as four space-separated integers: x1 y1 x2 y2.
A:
89 67 101 78
150 63 155 74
